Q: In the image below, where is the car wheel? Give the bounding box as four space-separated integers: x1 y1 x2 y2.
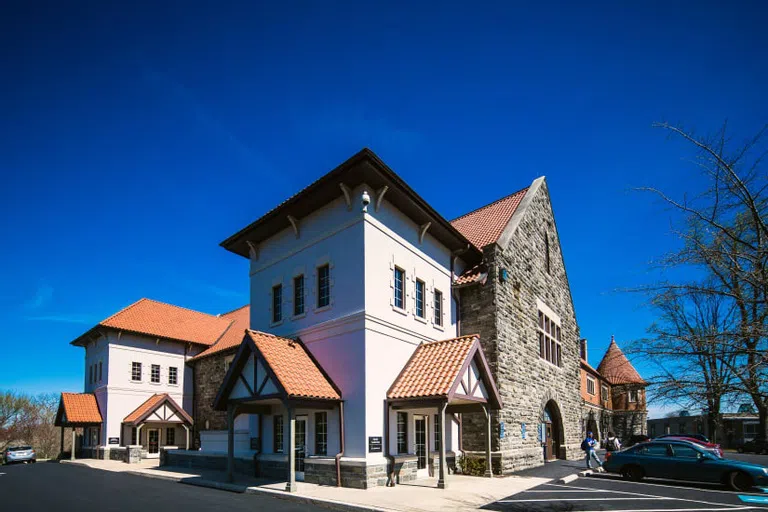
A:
622 465 644 482
728 471 753 492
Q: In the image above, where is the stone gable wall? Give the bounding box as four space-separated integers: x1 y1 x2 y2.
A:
190 352 231 448
459 181 583 473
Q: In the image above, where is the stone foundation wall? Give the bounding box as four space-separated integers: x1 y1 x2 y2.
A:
459 181 583 474
162 449 257 475
190 352 233 448
391 455 418 484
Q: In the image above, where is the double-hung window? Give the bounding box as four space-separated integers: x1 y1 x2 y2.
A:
315 412 327 455
434 289 443 326
317 265 330 308
166 427 175 446
293 275 305 316
168 366 178 385
415 279 425 318
151 364 160 383
397 412 407 454
586 376 596 395
274 415 284 453
628 389 638 403
538 310 562 367
272 284 282 323
131 362 142 382
601 384 609 402
394 267 405 310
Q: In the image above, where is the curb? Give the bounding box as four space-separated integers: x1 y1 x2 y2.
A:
558 473 580 484
245 487 389 512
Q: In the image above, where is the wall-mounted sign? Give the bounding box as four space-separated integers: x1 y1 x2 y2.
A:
521 423 527 440
250 437 260 450
108 437 119 445
499 422 505 440
368 436 382 453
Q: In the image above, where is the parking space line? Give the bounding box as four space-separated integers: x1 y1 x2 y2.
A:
522 490 602 493
500 497 667 502
544 483 750 508
587 473 768 497
564 508 756 512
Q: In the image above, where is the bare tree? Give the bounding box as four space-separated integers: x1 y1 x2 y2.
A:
0 391 30 452
639 121 768 437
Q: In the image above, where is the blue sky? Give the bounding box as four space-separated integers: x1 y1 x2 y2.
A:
1 1 765 418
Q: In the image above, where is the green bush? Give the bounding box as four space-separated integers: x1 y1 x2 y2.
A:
457 455 487 476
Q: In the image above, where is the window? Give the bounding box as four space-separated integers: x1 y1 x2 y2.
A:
579 339 587 360
274 415 284 453
315 412 327 455
586 376 596 395
397 412 408 454
538 310 562 367
628 389 638 403
169 366 178 385
89 365 93 384
151 364 160 383
544 231 551 274
649 424 656 437
272 284 282 323
640 443 670 457
672 445 699 459
99 362 102 382
131 362 142 382
678 422 686 434
601 384 609 402
434 289 443 326
293 275 305 316
317 264 330 308
415 279 425 318
166 427 175 446
434 414 441 451
394 267 405 309
131 427 137 445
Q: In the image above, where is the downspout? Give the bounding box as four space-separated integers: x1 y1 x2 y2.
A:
385 400 395 486
335 401 345 487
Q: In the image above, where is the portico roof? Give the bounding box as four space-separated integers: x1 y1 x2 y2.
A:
123 393 193 426
387 334 502 410
55 393 102 426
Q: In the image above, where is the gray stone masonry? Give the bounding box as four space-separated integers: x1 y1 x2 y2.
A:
190 352 232 449
459 181 583 473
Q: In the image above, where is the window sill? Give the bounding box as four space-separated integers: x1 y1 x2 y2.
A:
269 320 284 328
150 381 162 386
130 380 143 384
392 305 408 316
433 323 445 331
292 312 307 321
168 383 179 387
314 305 332 314
414 315 428 324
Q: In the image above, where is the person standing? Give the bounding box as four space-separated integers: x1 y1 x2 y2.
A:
606 432 622 452
581 431 602 469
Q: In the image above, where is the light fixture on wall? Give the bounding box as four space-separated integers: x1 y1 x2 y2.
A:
499 268 509 282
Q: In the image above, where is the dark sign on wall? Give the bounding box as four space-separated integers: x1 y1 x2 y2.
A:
108 437 119 445
368 436 382 453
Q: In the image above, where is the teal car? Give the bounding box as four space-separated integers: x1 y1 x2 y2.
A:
602 440 768 491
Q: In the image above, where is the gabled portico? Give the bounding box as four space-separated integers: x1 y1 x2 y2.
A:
387 334 502 488
214 329 342 492
122 393 193 456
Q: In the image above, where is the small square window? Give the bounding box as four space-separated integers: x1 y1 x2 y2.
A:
272 284 283 323
415 279 425 318
293 275 305 316
168 366 178 385
131 362 142 382
317 265 330 308
151 364 160 383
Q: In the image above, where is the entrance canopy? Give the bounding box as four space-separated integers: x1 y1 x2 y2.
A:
387 334 502 412
55 393 102 427
123 393 193 427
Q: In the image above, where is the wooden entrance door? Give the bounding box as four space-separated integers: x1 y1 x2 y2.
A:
545 422 554 461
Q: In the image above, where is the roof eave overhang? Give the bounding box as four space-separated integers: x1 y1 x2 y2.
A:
72 325 213 349
219 148 483 266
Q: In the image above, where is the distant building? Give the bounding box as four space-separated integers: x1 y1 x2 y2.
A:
647 412 760 448
580 336 647 443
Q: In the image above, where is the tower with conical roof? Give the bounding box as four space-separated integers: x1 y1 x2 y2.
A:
596 336 647 439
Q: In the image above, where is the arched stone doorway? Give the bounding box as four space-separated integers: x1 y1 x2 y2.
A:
542 400 565 461
586 411 599 442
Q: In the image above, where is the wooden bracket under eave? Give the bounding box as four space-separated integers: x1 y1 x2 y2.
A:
375 186 389 212
287 215 300 238
419 222 431 244
339 183 352 211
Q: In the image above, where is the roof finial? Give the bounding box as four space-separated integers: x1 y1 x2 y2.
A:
611 334 615 343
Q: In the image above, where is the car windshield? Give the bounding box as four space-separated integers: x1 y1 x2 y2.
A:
9 446 32 451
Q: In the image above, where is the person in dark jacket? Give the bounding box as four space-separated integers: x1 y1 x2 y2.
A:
582 431 601 469
605 432 622 452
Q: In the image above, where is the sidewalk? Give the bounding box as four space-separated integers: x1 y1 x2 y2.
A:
61 459 556 511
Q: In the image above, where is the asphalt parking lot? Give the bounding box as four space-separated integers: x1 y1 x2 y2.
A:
0 462 323 512
486 472 768 511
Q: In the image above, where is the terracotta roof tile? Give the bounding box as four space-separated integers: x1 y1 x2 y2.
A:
58 393 102 424
450 188 528 249
596 338 646 385
388 335 478 399
454 264 487 286
123 393 192 425
248 330 340 400
98 298 233 346
190 305 250 361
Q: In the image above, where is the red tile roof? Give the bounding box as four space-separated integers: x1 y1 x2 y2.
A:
95 298 234 346
190 305 250 361
388 335 478 400
597 338 646 385
248 330 341 400
57 393 102 425
450 188 528 249
454 264 487 286
123 393 192 425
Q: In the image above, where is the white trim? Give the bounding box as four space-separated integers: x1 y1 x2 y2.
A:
535 298 561 325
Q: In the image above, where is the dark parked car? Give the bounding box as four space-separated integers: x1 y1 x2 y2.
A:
657 436 723 457
657 433 711 443
737 438 768 454
623 434 651 447
3 446 36 464
603 440 768 491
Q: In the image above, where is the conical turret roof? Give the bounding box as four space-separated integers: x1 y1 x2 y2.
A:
597 336 645 385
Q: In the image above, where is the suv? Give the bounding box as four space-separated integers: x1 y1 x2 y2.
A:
3 446 36 464
737 438 768 454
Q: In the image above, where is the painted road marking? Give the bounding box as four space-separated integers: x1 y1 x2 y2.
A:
588 473 768 497
500 497 667 502
567 508 755 512
545 482 752 508
739 495 768 504
522 489 602 493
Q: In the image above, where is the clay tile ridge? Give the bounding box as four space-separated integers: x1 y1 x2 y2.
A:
596 339 646 385
387 334 478 400
450 187 529 249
